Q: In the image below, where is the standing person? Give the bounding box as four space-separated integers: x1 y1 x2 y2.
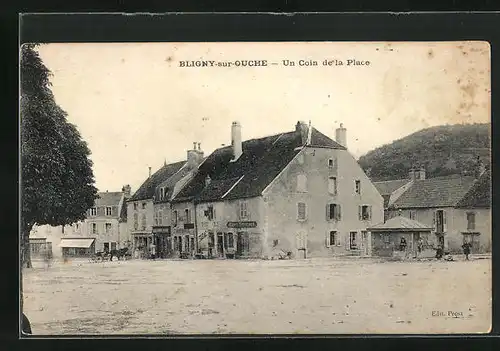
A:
462 240 472 261
150 242 156 260
399 237 407 252
417 237 424 258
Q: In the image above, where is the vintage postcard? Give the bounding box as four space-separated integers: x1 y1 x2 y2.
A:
20 41 491 335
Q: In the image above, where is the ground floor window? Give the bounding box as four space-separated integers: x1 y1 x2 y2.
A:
329 231 338 246
349 231 358 250
103 242 110 252
111 242 117 251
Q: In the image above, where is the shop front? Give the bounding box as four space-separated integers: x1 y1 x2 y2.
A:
59 237 96 257
152 225 172 258
132 232 153 259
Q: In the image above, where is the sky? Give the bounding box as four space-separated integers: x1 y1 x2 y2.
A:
36 42 491 193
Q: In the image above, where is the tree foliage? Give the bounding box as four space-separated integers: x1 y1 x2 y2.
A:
358 123 491 182
20 44 98 268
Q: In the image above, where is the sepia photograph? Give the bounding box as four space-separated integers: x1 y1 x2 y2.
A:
20 41 491 336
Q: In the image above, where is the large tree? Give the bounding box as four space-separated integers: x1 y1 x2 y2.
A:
20 44 98 270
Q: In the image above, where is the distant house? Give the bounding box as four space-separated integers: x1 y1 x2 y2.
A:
368 216 433 258
153 143 204 258
127 154 203 258
173 121 384 259
29 185 131 258
387 170 491 254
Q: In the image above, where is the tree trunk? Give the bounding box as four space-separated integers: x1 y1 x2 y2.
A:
21 227 32 269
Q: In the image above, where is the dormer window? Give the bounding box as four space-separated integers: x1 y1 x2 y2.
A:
160 187 165 200
106 206 112 216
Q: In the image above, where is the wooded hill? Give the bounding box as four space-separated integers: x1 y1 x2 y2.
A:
358 123 491 182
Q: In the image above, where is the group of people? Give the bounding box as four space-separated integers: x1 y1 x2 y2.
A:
398 236 472 261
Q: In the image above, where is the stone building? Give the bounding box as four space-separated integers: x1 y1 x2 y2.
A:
172 121 384 259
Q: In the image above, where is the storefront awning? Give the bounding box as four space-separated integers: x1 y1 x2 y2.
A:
59 238 95 248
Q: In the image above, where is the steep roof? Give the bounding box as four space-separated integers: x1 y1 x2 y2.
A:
173 127 346 203
373 179 411 196
95 192 123 207
129 161 186 202
155 161 203 202
119 198 128 222
368 216 432 232
373 179 412 208
456 170 491 208
391 175 476 209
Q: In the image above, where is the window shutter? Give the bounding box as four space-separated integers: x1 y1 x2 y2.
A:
443 210 447 232
326 204 330 221
369 206 373 221
433 211 437 231
345 232 350 250
338 205 342 221
325 232 330 248
358 206 362 221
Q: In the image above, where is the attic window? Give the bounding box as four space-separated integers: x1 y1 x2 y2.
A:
328 159 334 168
133 203 138 211
160 188 165 200
106 207 112 216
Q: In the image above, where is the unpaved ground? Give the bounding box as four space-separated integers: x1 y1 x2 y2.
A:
22 257 491 335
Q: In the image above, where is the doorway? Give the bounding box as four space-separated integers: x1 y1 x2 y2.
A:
296 230 307 259
236 232 249 257
217 232 224 257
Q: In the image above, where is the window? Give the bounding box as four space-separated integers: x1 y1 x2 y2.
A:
158 210 163 225
141 214 146 230
104 242 109 252
297 202 307 221
105 223 112 234
227 233 234 248
142 203 146 209
328 177 337 195
239 201 248 219
329 231 339 246
383 234 390 243
434 210 447 233
297 174 307 192
90 207 97 216
185 209 191 223
467 212 476 230
133 213 138 230
206 205 214 220
160 188 165 200
327 203 342 221
106 206 112 216
154 211 158 226
173 210 178 227
409 210 416 220
328 159 334 168
355 180 361 194
358 205 372 221
349 231 358 250
133 203 138 210
273 239 279 247
91 223 97 234
111 242 117 251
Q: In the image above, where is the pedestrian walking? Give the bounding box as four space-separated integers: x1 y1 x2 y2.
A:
462 240 472 261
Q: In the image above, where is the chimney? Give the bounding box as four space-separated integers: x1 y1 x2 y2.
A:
122 185 131 197
417 167 426 180
231 121 242 162
408 167 416 181
295 121 308 145
148 167 152 178
187 142 204 167
475 157 486 179
335 123 347 148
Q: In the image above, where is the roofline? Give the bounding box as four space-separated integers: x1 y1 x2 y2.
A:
368 228 433 232
221 175 245 199
261 147 305 196
390 205 458 210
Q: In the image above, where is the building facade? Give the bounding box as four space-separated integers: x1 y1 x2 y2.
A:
173 121 384 259
387 170 491 254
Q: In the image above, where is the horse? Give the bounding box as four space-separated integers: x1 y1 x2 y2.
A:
109 247 129 261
